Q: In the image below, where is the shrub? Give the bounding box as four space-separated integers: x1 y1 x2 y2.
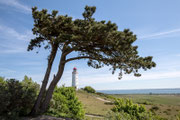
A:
0 76 40 119
137 101 153 105
0 77 5 83
20 75 40 115
151 106 159 111
112 99 146 120
110 98 164 120
106 111 132 120
46 86 85 120
150 106 159 113
83 86 96 93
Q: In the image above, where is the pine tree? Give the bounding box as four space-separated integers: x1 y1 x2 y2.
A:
28 6 156 115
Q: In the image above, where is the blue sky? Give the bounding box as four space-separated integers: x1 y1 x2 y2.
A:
0 0 180 90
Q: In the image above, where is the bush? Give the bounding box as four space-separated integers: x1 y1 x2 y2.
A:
137 101 153 105
150 106 159 112
112 99 146 120
46 86 85 120
0 76 40 119
110 98 165 120
106 111 132 120
83 86 96 93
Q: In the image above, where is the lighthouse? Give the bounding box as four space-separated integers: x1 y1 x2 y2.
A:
72 67 78 90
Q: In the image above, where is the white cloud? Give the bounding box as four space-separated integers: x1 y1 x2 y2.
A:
64 70 180 85
0 68 16 78
0 25 33 41
0 25 33 53
123 71 180 81
0 47 25 54
0 0 31 13
139 28 180 40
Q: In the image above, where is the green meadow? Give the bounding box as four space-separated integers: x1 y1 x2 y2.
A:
76 90 180 120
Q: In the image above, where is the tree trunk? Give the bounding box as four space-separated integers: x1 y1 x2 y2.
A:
40 54 66 113
30 45 58 116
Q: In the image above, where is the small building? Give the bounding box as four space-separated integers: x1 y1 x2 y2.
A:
72 67 78 90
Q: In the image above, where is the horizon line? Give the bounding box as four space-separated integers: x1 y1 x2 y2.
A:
96 87 180 91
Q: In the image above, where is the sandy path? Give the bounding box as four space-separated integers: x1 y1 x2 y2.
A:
96 97 111 103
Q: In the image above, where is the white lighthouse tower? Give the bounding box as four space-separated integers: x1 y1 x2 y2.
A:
72 67 78 90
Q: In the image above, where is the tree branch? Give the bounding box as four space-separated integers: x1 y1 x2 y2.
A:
65 55 112 63
63 48 75 56
65 56 93 63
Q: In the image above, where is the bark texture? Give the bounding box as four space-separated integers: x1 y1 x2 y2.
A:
30 45 58 116
40 54 66 113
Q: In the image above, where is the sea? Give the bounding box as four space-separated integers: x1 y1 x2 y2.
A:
97 88 180 94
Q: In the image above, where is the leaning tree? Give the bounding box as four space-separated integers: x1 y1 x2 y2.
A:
28 6 156 115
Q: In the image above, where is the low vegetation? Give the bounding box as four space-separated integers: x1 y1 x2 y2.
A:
83 86 96 93
111 94 180 119
77 90 114 117
0 77 85 120
150 106 159 112
1 76 179 120
0 76 40 120
111 98 164 120
46 86 85 120
76 90 180 120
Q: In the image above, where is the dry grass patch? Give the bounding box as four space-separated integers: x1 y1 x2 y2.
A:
76 90 113 116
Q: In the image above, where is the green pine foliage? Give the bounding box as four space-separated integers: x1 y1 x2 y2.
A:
46 86 85 120
29 6 156 80
110 98 165 120
83 86 96 93
0 76 40 120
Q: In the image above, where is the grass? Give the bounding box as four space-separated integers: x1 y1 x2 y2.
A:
76 90 180 120
112 94 180 105
111 94 180 119
76 90 113 117
85 116 104 120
